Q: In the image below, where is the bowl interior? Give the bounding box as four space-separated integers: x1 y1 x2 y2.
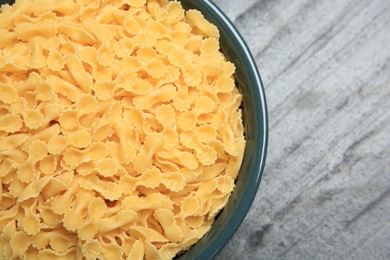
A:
0 0 268 258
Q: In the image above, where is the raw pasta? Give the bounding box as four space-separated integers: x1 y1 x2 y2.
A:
0 0 246 259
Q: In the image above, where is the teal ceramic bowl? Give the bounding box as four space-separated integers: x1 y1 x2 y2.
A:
177 0 268 259
0 0 268 258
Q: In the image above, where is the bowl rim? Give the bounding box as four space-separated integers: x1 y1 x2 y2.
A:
0 0 268 257
178 0 268 259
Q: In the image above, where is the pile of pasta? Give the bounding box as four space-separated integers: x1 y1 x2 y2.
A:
0 0 246 259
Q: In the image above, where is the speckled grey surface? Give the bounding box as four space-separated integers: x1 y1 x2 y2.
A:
212 0 390 259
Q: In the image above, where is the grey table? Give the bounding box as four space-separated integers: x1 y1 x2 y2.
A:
213 0 390 259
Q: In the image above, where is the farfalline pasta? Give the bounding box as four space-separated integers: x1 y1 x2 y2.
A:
0 0 246 259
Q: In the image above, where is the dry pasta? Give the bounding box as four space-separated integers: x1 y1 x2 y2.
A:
0 0 246 259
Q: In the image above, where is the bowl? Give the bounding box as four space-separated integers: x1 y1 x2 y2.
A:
177 0 268 259
0 0 268 258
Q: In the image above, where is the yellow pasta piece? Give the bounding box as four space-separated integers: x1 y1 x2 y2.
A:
0 205 19 230
32 0 78 16
95 158 119 177
153 209 182 242
185 216 204 229
137 47 163 63
24 246 39 259
0 29 17 47
112 119 137 164
14 10 57 24
63 189 95 232
129 0 147 8
0 83 18 104
181 197 200 217
217 175 235 194
47 136 67 154
46 75 84 102
0 152 27 171
168 48 202 87
101 242 122 260
115 234 136 257
130 226 169 243
185 10 219 39
28 36 46 69
79 174 122 201
122 193 173 211
77 197 106 240
34 82 55 102
66 54 92 93
15 20 57 41
215 74 235 93
49 233 76 253
208 193 230 219
198 163 227 181
182 226 210 248
177 111 196 131
0 133 30 151
21 109 44 129
143 59 166 78
133 84 175 110
161 172 186 192
173 84 192 112
50 178 79 215
2 220 16 246
29 140 48 163
159 243 183 260
21 199 41 235
38 204 61 227
138 167 162 188
93 101 122 141
162 1 184 26
133 132 164 172
157 149 198 170
127 239 144 260
97 41 115 67
16 140 48 183
122 78 154 95
219 125 239 156
155 154 181 173
48 130 92 155
62 142 108 168
172 26 193 45
38 248 77 260
98 210 137 233
8 178 27 198
226 138 246 179
82 239 102 260
58 23 97 44
180 132 218 166
10 231 30 258
0 114 23 133
196 179 218 196
18 176 51 202
124 17 141 35
200 37 220 55
195 96 216 114
144 240 159 260
92 81 115 101
20 124 59 152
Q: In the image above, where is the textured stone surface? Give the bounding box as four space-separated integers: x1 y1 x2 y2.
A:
212 0 390 259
